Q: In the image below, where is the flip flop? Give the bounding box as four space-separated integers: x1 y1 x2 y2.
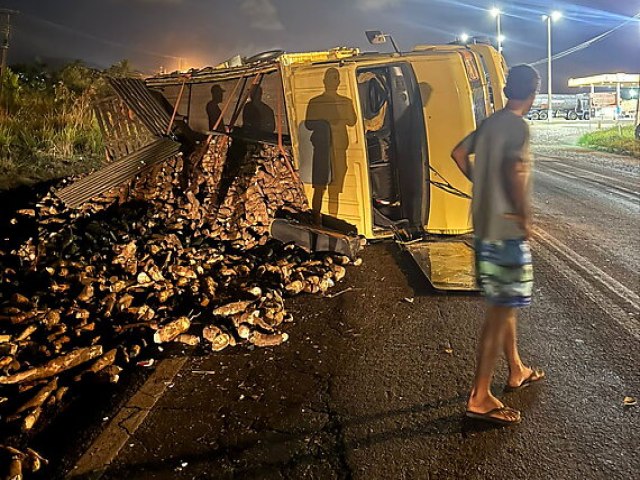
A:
504 368 546 392
465 406 521 425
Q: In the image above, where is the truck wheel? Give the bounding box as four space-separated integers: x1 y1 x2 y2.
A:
582 112 590 121
568 111 578 120
539 111 548 121
530 111 540 121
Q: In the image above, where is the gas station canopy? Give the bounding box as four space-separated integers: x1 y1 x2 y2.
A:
568 73 640 88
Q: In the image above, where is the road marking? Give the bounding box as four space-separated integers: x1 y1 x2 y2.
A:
67 357 187 479
544 163 638 195
535 153 640 190
533 226 640 339
558 164 639 192
536 168 640 206
536 162 640 199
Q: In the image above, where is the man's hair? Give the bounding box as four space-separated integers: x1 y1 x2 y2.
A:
504 64 540 101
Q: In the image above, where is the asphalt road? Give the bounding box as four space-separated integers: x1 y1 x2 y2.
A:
63 131 639 480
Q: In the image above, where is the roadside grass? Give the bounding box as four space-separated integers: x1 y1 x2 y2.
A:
0 98 105 190
578 125 640 158
0 61 138 191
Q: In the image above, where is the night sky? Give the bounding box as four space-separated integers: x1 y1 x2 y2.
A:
4 0 639 92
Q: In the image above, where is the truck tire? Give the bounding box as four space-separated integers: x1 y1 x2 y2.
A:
539 111 548 121
530 111 540 121
568 111 578 120
582 111 590 121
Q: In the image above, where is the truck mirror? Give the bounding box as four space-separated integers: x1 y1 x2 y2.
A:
366 30 387 45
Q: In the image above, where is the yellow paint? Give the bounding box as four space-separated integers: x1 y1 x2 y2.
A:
410 52 475 234
414 43 507 112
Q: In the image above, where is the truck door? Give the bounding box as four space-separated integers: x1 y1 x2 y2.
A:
356 63 428 232
283 63 374 237
405 53 478 291
410 53 474 235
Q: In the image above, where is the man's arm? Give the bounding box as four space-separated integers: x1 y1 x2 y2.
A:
451 132 475 181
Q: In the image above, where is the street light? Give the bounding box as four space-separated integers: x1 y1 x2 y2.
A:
460 33 470 43
542 11 562 122
490 7 503 53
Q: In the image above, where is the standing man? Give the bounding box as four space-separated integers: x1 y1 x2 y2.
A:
451 64 545 425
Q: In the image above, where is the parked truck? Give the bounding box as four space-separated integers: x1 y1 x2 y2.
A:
527 93 591 120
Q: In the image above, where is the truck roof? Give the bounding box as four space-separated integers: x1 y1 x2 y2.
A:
145 47 465 87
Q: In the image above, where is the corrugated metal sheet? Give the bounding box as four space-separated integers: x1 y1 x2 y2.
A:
56 138 181 208
108 77 173 136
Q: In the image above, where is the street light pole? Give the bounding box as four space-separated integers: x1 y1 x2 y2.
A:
490 7 503 53
497 13 502 53
543 11 562 123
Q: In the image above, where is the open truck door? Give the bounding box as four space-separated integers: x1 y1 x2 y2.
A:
402 51 481 291
402 240 478 291
409 51 475 235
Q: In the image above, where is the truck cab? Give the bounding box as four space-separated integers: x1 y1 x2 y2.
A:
283 46 505 239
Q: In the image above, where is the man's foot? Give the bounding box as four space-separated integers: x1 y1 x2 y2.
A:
466 406 521 425
466 395 521 424
506 366 545 392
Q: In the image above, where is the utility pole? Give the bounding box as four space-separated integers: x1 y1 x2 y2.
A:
635 78 640 128
0 9 17 75
0 8 18 100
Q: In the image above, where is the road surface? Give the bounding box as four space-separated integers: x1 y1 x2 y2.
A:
59 128 639 480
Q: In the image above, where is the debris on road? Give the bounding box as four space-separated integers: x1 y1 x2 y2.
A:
623 396 637 407
323 287 356 299
0 445 47 479
0 136 361 476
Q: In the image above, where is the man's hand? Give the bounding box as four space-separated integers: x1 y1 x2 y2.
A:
451 143 473 181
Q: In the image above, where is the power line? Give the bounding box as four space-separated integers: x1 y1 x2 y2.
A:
20 12 181 61
530 13 640 66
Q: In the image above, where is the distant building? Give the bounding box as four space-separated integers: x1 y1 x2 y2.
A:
568 73 640 120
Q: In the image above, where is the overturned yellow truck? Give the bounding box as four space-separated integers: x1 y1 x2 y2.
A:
143 41 507 290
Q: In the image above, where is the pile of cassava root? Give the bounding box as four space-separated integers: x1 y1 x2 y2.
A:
0 137 360 478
